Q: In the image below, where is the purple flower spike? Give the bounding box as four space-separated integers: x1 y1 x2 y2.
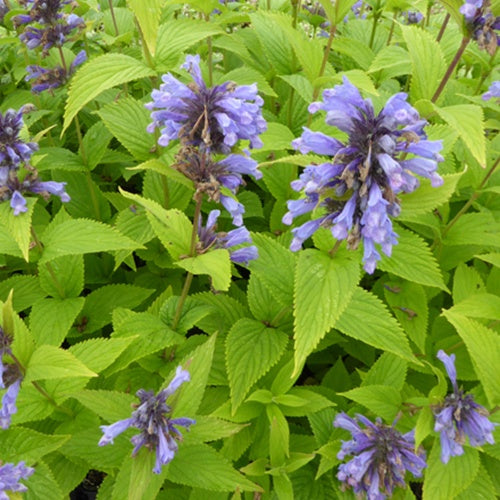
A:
482 81 500 101
146 54 267 154
334 412 426 499
285 77 444 273
0 461 34 498
0 109 38 168
28 180 70 202
433 350 496 464
98 366 195 474
0 378 22 429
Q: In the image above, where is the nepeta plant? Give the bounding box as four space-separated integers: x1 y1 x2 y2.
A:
0 461 34 498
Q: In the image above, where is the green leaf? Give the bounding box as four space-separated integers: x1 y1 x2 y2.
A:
331 38 375 71
25 460 64 500
82 121 112 170
35 147 85 172
174 334 217 417
378 226 447 290
38 254 84 298
226 318 288 412
475 253 500 267
279 74 313 103
155 19 223 70
267 404 289 466
128 0 162 56
402 26 446 101
30 297 84 346
177 249 231 292
119 189 192 260
40 219 141 263
368 45 411 79
98 97 156 161
339 385 402 421
24 345 97 382
423 441 479 500
63 54 155 134
0 276 45 313
294 248 360 375
450 293 500 321
167 444 261 492
442 311 500 406
363 353 408 391
0 197 37 261
434 104 486 166
259 122 295 151
218 66 277 97
400 172 464 215
336 288 416 363
0 427 70 463
73 389 136 422
184 416 248 444
444 213 500 247
248 234 296 307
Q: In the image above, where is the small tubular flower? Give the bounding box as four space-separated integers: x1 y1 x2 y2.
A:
0 378 22 429
99 366 195 474
334 412 426 499
0 461 34 499
146 54 267 154
482 80 500 101
460 0 499 54
197 210 258 264
433 350 496 464
284 77 444 273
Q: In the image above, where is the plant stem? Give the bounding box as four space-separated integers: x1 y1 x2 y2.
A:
386 11 397 46
441 157 499 238
368 10 380 50
171 194 203 330
436 13 450 42
135 20 154 69
291 0 299 28
108 0 120 36
431 36 470 103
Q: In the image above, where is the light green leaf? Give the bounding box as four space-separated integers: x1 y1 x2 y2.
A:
119 189 192 260
268 404 289 466
363 353 408 391
82 121 112 170
34 147 85 172
226 318 288 413
279 74 313 103
218 66 277 97
63 54 155 134
423 442 479 500
336 287 416 363
402 26 446 101
294 249 360 375
24 345 97 382
259 122 295 151
184 416 247 444
38 254 84 298
177 249 231 292
167 444 261 492
0 276 45 313
339 385 402 421
379 226 447 290
442 311 500 406
30 297 84 346
40 219 141 263
73 389 137 422
450 293 500 321
475 253 500 267
444 213 500 247
98 97 156 161
0 197 37 261
25 460 65 500
435 104 486 166
128 0 162 56
368 45 411 79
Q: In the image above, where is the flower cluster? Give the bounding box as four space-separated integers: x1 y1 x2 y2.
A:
433 350 496 464
402 11 423 24
482 80 500 101
197 210 258 265
0 461 34 499
99 366 195 474
284 77 443 273
146 54 266 231
14 0 86 92
334 413 426 499
460 0 500 55
0 107 70 214
0 326 23 429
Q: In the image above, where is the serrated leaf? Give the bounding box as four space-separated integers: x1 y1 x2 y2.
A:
184 416 247 444
449 293 500 321
25 460 64 500
82 121 112 170
176 249 231 292
475 253 500 267
294 249 360 375
40 219 141 263
119 189 192 260
379 226 447 290
98 97 156 160
423 441 479 500
0 276 45 313
435 104 486 166
339 385 402 421
268 404 289 466
25 345 97 382
259 122 295 151
38 254 84 298
63 54 155 134
30 297 84 346
336 287 416 363
0 427 70 462
368 44 411 78
73 389 136 421
218 66 277 97
444 213 500 247
442 312 500 406
128 0 162 56
226 318 288 412
35 147 85 172
402 26 446 101
363 353 408 391
167 444 261 492
0 197 37 261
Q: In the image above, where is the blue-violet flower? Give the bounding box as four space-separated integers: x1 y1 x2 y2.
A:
284 77 444 273
146 54 267 154
482 80 500 101
460 0 499 55
433 350 496 464
197 209 258 265
0 461 34 500
334 412 426 499
99 366 195 474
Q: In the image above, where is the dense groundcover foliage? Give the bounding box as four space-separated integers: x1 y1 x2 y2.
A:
0 0 499 498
